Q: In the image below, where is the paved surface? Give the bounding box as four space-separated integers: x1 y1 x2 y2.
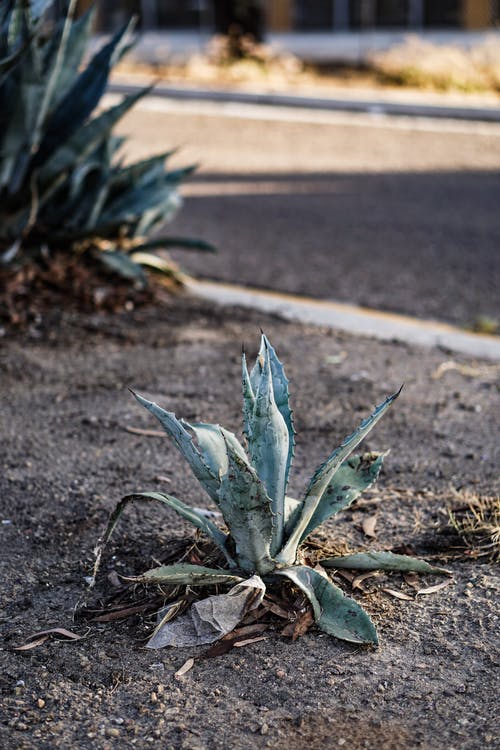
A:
115 95 500 328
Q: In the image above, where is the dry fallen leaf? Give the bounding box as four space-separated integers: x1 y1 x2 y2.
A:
13 627 84 651
416 580 452 596
13 636 49 651
403 572 421 590
174 658 195 678
362 515 378 538
234 636 268 648
352 571 380 590
431 361 499 380
281 608 315 641
382 588 414 601
198 623 268 659
125 425 165 437
261 600 290 620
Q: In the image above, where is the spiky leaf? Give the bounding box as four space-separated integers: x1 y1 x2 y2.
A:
298 452 387 543
277 388 401 565
278 566 378 645
183 422 247 478
38 89 149 183
260 334 295 481
321 552 450 575
247 343 289 554
217 439 275 575
133 563 243 586
241 352 255 441
35 20 134 163
132 392 221 503
91 490 234 586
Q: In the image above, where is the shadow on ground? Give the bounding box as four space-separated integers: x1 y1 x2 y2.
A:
170 169 500 327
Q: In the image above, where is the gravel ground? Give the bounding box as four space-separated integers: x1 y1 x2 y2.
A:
1 299 498 749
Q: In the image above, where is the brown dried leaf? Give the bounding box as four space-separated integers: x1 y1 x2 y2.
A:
234 636 268 648
13 636 49 651
352 570 380 590
382 588 414 601
292 609 315 641
13 627 84 650
224 623 268 640
416 580 452 597
362 514 378 537
174 658 195 678
32 627 83 640
125 426 165 437
281 608 314 641
91 603 155 622
403 572 421 590
261 600 290 620
200 623 268 659
200 639 235 658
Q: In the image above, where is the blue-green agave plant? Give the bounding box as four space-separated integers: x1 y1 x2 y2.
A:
95 335 448 646
0 0 213 285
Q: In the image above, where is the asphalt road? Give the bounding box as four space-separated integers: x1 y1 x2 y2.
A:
116 96 500 327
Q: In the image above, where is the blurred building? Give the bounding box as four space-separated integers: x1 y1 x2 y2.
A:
81 1 499 32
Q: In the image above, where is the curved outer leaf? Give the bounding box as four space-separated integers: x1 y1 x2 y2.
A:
91 490 234 586
128 251 181 281
321 552 451 575
276 388 402 566
277 566 378 645
247 344 289 555
298 452 387 543
97 249 147 286
182 421 248 479
132 236 216 253
217 438 275 575
131 392 220 503
133 563 243 586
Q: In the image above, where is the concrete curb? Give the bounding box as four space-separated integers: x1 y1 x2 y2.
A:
187 279 500 361
109 81 500 123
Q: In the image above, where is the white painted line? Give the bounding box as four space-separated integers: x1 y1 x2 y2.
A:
187 279 500 361
104 93 500 137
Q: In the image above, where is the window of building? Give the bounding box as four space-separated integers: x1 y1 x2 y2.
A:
423 0 461 27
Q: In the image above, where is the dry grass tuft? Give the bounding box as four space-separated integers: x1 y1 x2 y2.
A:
448 494 500 561
372 35 500 93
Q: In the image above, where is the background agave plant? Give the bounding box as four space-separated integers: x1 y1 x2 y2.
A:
95 335 448 648
0 0 213 308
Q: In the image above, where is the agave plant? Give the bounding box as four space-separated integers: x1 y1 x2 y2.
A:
95 335 448 647
0 0 213 288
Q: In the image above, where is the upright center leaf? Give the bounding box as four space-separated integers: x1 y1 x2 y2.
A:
247 345 289 555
